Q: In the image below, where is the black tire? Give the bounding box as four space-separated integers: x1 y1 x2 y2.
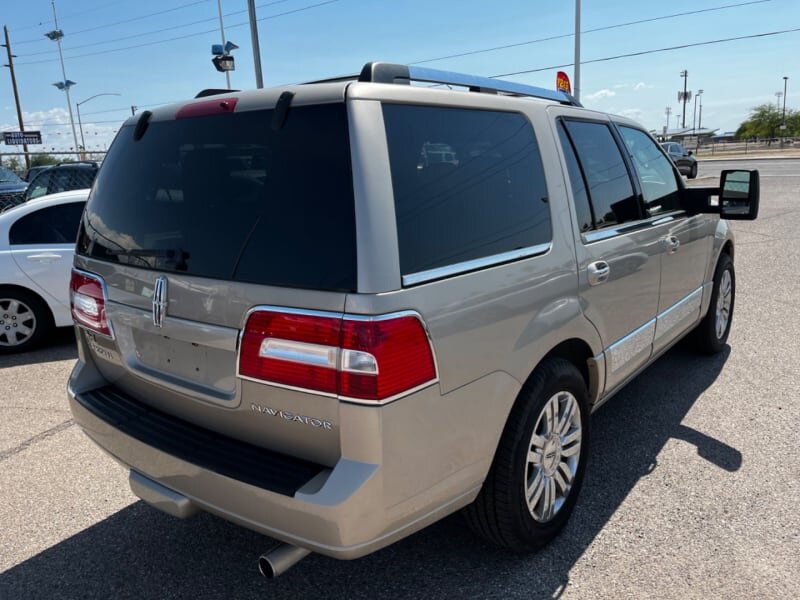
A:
0 288 53 354
688 163 698 179
692 253 735 354
463 358 591 552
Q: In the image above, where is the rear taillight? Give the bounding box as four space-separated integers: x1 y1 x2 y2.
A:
238 309 437 403
70 269 113 338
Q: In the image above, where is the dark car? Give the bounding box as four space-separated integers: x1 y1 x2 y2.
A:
22 161 99 203
660 141 698 179
24 165 52 182
0 166 28 210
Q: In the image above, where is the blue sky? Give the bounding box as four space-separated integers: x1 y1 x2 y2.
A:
1 0 798 152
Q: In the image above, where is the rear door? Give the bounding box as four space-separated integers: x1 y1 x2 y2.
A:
556 116 662 392
10 200 85 304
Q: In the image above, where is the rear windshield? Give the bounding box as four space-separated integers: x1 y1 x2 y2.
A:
77 103 356 292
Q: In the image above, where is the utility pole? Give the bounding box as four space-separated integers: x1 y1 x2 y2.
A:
679 70 689 128
665 106 672 134
2 26 30 169
573 0 581 102
130 105 137 116
247 0 264 88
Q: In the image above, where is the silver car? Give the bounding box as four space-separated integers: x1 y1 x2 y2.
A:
67 62 759 577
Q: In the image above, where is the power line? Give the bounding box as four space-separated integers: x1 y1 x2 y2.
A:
15 0 344 66
409 0 773 65
14 0 293 47
490 27 800 78
9 1 129 34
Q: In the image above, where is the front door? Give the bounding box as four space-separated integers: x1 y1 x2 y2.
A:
556 117 662 391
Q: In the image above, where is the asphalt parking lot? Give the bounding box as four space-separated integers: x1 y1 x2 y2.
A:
1 158 798 599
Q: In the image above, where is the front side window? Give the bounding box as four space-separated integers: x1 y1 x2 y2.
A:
618 126 680 215
562 120 640 229
9 201 86 245
383 104 551 276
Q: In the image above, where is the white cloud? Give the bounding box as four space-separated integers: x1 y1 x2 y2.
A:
633 82 654 91
586 89 616 101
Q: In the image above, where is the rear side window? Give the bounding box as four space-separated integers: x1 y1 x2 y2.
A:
10 201 86 245
383 105 551 276
561 120 640 229
77 104 356 292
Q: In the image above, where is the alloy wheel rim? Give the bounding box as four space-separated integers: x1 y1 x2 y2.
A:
525 391 582 523
715 269 732 339
0 298 36 347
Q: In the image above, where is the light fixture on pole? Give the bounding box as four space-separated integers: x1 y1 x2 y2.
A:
212 41 239 74
76 93 121 156
45 0 80 158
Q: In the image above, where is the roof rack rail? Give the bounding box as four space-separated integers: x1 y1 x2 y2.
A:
357 62 582 107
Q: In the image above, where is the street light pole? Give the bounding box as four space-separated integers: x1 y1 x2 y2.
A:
693 89 703 134
216 0 231 89
47 0 80 158
574 0 581 102
781 76 788 147
76 93 121 156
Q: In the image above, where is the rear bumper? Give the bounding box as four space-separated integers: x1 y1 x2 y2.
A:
66 359 512 559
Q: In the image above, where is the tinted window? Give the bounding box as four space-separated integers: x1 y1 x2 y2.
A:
0 166 22 184
618 126 680 215
50 167 96 194
10 201 86 245
563 120 639 229
26 171 51 200
383 104 551 276
77 104 356 292
557 122 593 232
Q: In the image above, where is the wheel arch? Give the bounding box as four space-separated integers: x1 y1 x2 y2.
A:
524 337 603 406
0 283 57 328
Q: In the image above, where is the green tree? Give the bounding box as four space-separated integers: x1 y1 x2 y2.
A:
736 104 798 142
30 154 62 167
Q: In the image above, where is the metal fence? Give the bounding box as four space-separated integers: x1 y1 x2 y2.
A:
0 150 108 174
693 138 798 157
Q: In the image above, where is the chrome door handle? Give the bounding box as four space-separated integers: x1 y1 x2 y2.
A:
665 236 680 254
587 261 610 286
26 253 62 262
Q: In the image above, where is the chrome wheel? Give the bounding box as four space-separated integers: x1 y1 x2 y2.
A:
525 391 582 523
0 298 36 347
715 269 732 339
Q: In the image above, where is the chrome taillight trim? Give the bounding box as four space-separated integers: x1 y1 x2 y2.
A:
70 267 116 340
235 306 440 405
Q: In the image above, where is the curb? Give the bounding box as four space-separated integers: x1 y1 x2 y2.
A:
698 155 800 162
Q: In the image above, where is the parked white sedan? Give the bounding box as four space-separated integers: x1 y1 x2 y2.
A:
0 189 89 353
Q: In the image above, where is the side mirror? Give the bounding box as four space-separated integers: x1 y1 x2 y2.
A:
687 150 693 156
719 169 759 220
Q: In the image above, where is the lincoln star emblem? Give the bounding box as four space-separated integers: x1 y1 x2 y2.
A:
152 276 168 327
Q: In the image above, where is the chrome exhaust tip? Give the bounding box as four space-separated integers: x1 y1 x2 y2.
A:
258 544 311 578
